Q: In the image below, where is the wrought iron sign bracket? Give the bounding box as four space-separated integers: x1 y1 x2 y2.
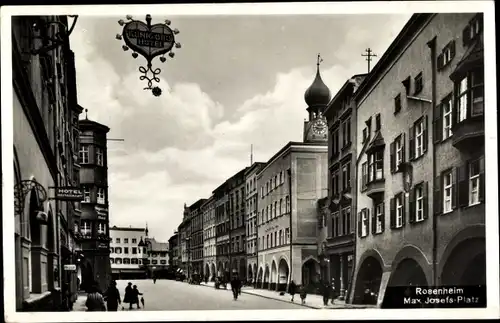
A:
14 179 48 216
31 16 79 56
117 14 181 97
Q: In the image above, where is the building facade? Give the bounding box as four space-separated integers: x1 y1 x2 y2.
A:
109 226 146 280
202 196 217 280
245 162 266 283
168 232 180 268
13 15 82 310
256 61 329 292
228 168 248 280
350 13 485 306
321 74 367 300
214 182 230 279
187 199 207 278
178 204 190 278
141 236 169 277
77 117 112 293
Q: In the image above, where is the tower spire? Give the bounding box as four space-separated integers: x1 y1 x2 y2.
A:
145 222 149 237
85 109 88 120
316 53 323 71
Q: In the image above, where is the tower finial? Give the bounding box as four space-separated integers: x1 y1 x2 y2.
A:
317 53 323 70
85 109 88 120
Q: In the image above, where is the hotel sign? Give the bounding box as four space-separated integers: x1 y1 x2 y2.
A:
95 206 108 220
122 21 175 62
55 187 83 201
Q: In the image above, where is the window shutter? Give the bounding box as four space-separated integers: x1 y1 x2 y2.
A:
402 132 406 164
451 168 457 209
390 141 396 173
409 187 416 224
381 202 385 233
463 25 471 46
409 125 415 160
449 40 456 60
390 198 396 229
371 206 376 234
423 181 429 220
479 156 485 203
401 194 407 227
434 104 443 143
423 115 428 153
437 53 444 70
434 175 442 215
457 164 469 207
365 208 370 236
357 212 362 238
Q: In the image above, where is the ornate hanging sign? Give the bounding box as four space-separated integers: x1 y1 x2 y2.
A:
117 14 181 97
14 179 48 216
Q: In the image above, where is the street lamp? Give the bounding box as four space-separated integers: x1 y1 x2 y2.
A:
115 14 181 96
138 237 152 278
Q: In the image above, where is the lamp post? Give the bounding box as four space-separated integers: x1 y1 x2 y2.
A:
138 237 152 278
116 14 181 96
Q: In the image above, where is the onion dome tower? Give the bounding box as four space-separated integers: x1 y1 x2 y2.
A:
303 54 331 143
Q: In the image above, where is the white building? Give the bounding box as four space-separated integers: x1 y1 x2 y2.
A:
109 226 147 279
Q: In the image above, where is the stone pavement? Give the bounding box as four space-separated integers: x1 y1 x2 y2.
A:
198 281 375 309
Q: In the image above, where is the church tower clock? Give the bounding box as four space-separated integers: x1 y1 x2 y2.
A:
303 54 331 143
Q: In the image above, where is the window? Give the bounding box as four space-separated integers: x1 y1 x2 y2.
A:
124 247 129 254
266 235 269 249
124 238 129 243
442 97 453 140
414 183 426 222
342 119 351 147
116 238 121 243
395 194 404 228
132 247 137 254
415 119 424 157
279 229 283 245
391 134 405 173
368 150 384 182
469 159 480 206
395 135 403 168
96 147 103 166
280 171 285 184
402 76 411 95
358 209 369 237
438 40 456 70
285 196 290 213
81 221 91 235
97 188 105 204
97 222 106 234
274 201 278 218
79 144 89 164
152 260 158 265
285 228 290 244
332 128 339 155
463 14 483 46
332 168 340 195
414 72 423 95
131 258 138 264
443 170 453 213
361 162 368 190
394 94 402 114
410 117 427 160
279 199 284 215
110 258 114 264
123 258 131 264
132 238 137 244
374 203 384 234
457 77 468 123
274 232 277 247
115 247 122 254
82 187 90 203
332 211 339 237
342 162 351 191
375 114 381 131
342 207 351 235
115 258 122 264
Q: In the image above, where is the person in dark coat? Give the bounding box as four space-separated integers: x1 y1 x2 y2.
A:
103 280 121 311
321 281 330 306
85 283 106 311
230 272 242 300
299 285 307 304
123 282 133 306
130 285 143 309
330 278 337 305
289 280 297 302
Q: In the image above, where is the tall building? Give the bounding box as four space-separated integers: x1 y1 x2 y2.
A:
321 74 367 300
228 168 248 279
202 196 217 280
245 162 266 283
168 231 180 268
178 204 190 278
350 13 485 306
109 226 147 280
256 59 329 292
140 236 170 277
214 181 230 279
12 15 82 310
77 116 112 293
187 199 207 278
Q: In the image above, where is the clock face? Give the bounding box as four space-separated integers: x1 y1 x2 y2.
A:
312 119 327 136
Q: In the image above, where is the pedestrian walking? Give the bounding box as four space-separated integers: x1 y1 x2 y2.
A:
103 280 121 311
330 279 337 305
299 285 307 304
129 285 143 309
230 270 242 301
123 282 133 308
289 280 297 302
153 276 157 284
321 281 330 306
85 283 106 311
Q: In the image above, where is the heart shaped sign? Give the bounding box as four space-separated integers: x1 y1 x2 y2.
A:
122 21 175 61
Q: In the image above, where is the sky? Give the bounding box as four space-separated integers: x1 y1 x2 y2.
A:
69 13 411 242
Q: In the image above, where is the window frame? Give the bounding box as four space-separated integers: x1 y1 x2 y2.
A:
443 170 453 214
395 194 404 228
469 159 480 206
79 144 89 164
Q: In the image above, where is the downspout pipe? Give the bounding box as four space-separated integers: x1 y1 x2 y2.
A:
426 36 438 290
